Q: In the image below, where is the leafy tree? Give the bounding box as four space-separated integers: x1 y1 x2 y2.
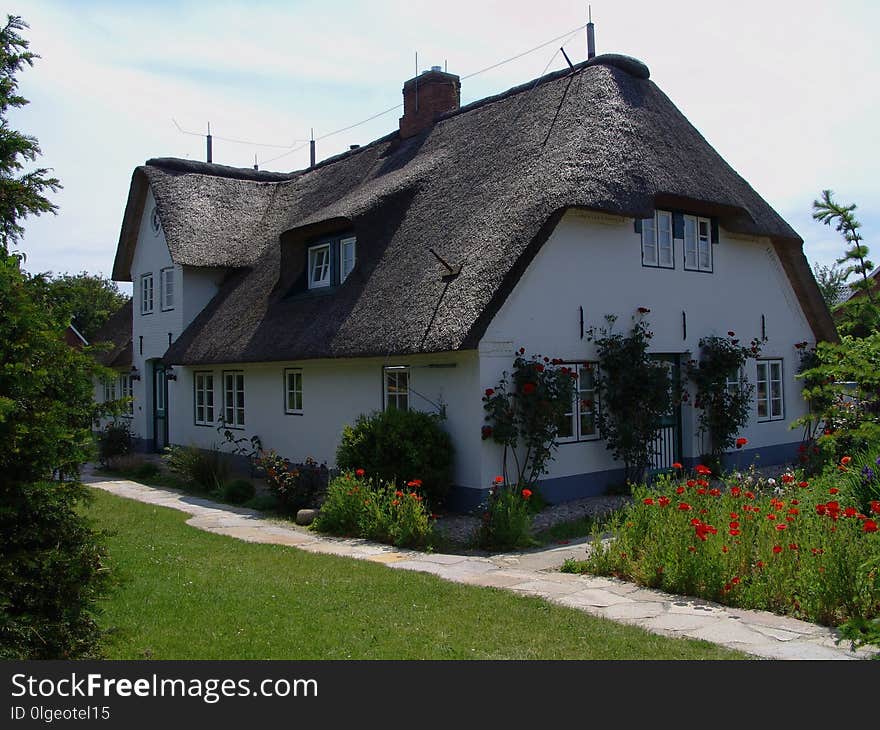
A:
0 15 110 659
812 261 849 311
814 190 878 336
46 271 128 342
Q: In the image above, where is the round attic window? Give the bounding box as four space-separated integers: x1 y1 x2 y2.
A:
150 206 161 236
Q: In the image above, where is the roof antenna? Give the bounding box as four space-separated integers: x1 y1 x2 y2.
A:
560 46 574 69
253 154 258 171
587 5 596 59
309 128 316 168
415 51 419 112
206 122 213 163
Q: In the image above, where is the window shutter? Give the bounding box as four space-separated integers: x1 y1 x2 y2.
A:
633 218 642 234
711 218 719 244
672 212 684 239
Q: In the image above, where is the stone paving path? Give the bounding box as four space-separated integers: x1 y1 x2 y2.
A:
85 473 876 661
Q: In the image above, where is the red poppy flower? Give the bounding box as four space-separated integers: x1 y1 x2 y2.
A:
871 501 880 515
643 498 655 505
864 520 878 533
789 544 799 551
745 491 756 500
697 488 707 496
730 512 739 519
732 576 741 585
407 479 422 488
686 480 696 488
829 488 839 495
816 503 827 516
355 468 366 477
731 487 741 497
775 523 787 531
672 462 683 469
844 507 858 518
729 521 740 529
688 546 696 552
678 503 692 511
772 545 782 554
756 561 765 569
709 488 721 497
792 499 800 505
657 496 670 507
735 437 748 449
695 465 712 476
638 307 651 314
395 490 403 497
811 548 824 555
781 474 795 484
494 476 504 484
521 488 533 499
841 456 852 465
729 528 740 536
798 481 809 488
767 514 777 521
676 486 685 495
788 507 799 515
391 499 400 507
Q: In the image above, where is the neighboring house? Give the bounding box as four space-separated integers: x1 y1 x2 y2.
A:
92 299 135 428
108 53 836 510
835 265 880 316
64 323 88 350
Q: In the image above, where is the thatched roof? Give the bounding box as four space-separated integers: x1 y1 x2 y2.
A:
91 299 132 368
112 54 836 366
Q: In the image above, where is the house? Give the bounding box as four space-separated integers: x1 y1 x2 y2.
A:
64 323 88 350
106 53 836 511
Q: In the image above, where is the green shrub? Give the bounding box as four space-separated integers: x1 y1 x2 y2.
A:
244 493 279 512
97 420 132 467
570 463 880 627
131 461 160 481
477 478 535 550
253 450 327 514
336 409 454 507
163 445 229 493
223 479 256 505
314 472 432 548
0 481 110 659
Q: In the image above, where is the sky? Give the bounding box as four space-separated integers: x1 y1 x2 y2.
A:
10 0 880 295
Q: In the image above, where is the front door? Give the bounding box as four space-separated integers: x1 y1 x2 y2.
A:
649 355 683 471
153 362 168 452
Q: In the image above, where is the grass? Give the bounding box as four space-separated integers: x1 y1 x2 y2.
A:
534 515 601 545
86 488 746 660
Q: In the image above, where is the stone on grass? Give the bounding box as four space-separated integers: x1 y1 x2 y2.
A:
296 508 319 526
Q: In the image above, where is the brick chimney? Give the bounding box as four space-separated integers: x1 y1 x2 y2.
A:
399 67 461 139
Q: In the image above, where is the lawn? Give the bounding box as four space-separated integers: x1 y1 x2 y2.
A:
86 489 745 659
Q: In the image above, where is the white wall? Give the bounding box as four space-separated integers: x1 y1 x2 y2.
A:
478 209 816 485
167 351 483 488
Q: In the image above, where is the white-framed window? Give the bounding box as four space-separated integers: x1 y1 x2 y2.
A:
119 373 134 417
284 368 303 414
308 243 331 289
684 215 713 272
641 210 674 269
384 366 409 411
194 372 215 426
223 371 245 428
141 272 154 314
556 362 600 442
756 359 784 421
725 369 743 397
160 267 175 311
340 237 356 282
103 378 117 403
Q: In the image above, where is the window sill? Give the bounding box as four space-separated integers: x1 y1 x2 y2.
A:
284 410 304 416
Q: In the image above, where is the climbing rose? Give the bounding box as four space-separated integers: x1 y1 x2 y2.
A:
522 382 536 395
484 388 495 397
638 307 650 314
493 476 504 484
728 331 736 337
735 437 748 449
481 425 493 440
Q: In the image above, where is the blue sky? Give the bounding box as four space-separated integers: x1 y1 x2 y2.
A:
10 0 880 294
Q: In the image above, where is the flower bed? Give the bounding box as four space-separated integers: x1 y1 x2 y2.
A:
564 460 880 628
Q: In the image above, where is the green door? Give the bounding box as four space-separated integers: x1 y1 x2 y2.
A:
649 355 682 471
152 362 168 453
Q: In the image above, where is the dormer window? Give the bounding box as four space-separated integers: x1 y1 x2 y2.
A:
306 235 357 290
308 243 331 289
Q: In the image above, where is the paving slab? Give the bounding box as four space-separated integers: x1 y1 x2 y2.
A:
86 477 876 661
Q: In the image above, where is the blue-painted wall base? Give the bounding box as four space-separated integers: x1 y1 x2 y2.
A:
446 439 805 515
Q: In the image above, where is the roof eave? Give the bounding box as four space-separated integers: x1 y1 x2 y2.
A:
111 167 149 282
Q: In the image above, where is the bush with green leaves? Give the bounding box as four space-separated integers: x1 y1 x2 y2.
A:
97 420 132 467
222 478 256 505
477 477 536 550
253 450 327 514
163 444 229 494
313 472 432 548
336 408 454 507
